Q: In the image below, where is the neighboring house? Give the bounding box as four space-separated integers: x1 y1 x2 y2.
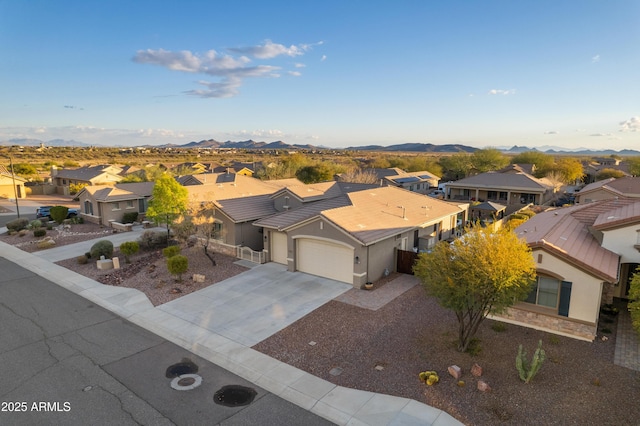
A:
0 165 27 199
582 158 631 184
574 176 640 204
505 197 640 341
77 182 154 226
383 171 439 194
212 161 258 176
254 186 468 287
51 164 123 195
445 166 558 205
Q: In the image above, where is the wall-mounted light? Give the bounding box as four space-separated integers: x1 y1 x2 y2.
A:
355 256 360 264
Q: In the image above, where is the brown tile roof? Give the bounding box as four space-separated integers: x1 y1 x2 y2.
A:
254 195 352 230
448 171 553 191
82 185 140 202
580 176 640 198
514 200 631 282
323 187 463 245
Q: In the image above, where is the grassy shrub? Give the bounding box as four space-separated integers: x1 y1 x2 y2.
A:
6 217 29 232
37 239 56 249
90 239 114 259
162 245 181 258
77 255 89 264
122 212 139 224
18 229 28 237
119 241 139 263
167 254 188 281
30 219 42 229
50 206 69 224
138 230 168 249
33 228 47 238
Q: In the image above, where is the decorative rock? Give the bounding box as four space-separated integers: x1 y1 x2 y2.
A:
448 365 462 379
471 363 483 377
112 257 120 270
192 273 205 283
96 258 113 270
477 380 492 392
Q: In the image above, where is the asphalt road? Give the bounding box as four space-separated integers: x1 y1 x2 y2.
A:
0 257 334 426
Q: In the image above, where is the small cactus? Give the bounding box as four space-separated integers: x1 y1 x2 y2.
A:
418 370 439 386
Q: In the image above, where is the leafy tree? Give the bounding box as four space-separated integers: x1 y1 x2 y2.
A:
439 153 473 180
511 151 554 177
69 182 88 195
471 148 509 173
551 157 584 184
596 168 626 181
145 173 189 244
296 163 334 183
627 156 640 176
628 267 640 334
414 228 536 352
12 163 38 176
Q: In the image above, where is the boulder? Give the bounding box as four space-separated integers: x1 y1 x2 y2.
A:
448 365 462 379
477 380 492 392
471 363 483 377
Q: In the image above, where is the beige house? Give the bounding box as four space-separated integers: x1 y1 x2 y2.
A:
575 176 640 204
446 165 558 205
255 186 468 287
0 165 27 199
52 164 123 195
77 182 154 226
507 197 640 341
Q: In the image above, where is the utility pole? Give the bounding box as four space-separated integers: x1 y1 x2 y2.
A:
2 154 20 218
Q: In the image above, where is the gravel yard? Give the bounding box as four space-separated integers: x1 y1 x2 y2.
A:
2 223 640 425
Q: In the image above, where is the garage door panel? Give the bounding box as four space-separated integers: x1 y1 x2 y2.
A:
297 239 352 284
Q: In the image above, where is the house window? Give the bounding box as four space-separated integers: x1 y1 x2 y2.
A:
126 200 134 209
138 199 146 213
112 202 120 210
499 192 508 201
213 222 223 239
84 200 93 215
525 275 572 316
488 191 497 200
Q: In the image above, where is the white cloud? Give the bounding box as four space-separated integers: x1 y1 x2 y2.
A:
488 89 516 95
619 116 640 132
294 63 306 68
544 131 558 135
590 133 612 137
321 55 327 61
134 40 321 98
288 71 302 77
592 54 600 63
228 40 310 59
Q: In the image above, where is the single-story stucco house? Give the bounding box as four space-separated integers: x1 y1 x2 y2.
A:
77 182 155 226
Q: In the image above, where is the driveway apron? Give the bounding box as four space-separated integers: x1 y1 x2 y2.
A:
157 263 352 346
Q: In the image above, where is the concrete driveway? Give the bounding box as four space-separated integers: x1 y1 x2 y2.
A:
158 262 352 346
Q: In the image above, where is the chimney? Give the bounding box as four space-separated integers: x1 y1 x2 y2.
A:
51 165 58 177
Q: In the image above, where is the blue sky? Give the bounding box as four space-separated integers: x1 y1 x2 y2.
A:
1 1 639 150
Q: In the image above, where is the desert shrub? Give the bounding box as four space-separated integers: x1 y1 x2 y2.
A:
18 229 28 237
37 239 56 249
50 206 69 224
33 228 47 238
491 322 507 332
46 224 53 230
6 217 29 232
122 211 139 224
162 245 181 258
138 230 168 249
90 239 114 259
77 255 88 264
85 251 92 259
516 340 546 384
30 219 42 229
167 254 188 281
519 209 536 218
119 241 139 263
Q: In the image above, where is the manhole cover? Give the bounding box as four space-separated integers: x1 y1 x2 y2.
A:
166 359 199 378
213 385 257 407
171 374 203 391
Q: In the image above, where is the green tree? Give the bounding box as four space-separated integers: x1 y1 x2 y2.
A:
295 163 335 183
596 168 626 180
145 174 189 243
439 153 473 180
12 163 38 177
119 241 139 263
511 151 554 177
471 148 509 173
627 156 640 176
414 228 536 352
628 267 640 334
551 157 584 184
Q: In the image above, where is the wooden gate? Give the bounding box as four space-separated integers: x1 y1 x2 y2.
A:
396 249 419 275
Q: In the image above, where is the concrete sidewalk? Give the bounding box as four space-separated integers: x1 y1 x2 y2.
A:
0 238 462 425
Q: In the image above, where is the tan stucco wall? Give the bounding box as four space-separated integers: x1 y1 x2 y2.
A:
530 248 604 324
601 225 640 264
575 189 614 204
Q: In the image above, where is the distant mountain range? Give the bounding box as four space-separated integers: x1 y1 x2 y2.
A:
2 137 639 156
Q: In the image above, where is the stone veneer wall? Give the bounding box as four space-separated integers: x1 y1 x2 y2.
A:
601 282 615 305
201 239 237 257
496 307 597 341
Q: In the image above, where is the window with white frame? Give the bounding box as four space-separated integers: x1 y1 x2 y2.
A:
112 202 120 210
126 200 134 209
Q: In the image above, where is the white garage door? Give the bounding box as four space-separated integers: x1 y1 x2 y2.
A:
271 231 288 264
296 239 353 284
